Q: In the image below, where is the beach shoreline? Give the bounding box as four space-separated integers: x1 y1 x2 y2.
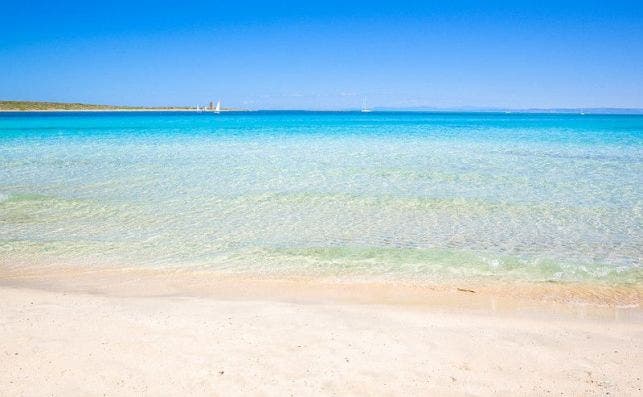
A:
1 269 641 396
1 263 640 315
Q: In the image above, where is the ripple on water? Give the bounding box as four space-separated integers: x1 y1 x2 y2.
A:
0 112 641 287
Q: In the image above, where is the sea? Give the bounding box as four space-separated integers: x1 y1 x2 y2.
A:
0 111 641 284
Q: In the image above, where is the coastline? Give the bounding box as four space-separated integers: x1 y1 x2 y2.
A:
0 108 238 112
1 266 641 395
1 264 641 315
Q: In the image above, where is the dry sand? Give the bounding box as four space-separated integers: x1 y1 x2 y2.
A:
0 268 641 396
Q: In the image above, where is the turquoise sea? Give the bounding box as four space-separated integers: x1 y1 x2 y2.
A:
0 112 641 284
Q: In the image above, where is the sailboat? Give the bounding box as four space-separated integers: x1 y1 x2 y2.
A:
361 98 372 113
215 100 221 113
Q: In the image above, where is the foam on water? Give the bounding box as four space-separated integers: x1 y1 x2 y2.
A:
0 112 641 284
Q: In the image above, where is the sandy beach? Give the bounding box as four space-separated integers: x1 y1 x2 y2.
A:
1 266 641 396
3 0 643 395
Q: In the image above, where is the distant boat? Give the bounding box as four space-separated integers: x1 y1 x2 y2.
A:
361 98 372 113
215 100 221 113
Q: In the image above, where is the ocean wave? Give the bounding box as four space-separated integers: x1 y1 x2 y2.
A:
146 246 642 284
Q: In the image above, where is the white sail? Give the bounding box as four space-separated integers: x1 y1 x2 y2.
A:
215 101 221 112
361 97 371 112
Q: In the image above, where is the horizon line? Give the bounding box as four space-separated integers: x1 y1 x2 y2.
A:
2 100 643 114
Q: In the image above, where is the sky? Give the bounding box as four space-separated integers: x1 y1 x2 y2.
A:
1 1 642 110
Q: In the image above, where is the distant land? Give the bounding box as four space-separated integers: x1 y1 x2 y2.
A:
0 101 240 112
0 101 194 111
1 101 642 114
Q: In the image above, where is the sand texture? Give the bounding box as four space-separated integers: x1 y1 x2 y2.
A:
1 284 641 396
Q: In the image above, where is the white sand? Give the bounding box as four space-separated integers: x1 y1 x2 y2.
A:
1 284 641 396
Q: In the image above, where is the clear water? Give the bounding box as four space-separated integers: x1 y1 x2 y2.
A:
1 111 641 283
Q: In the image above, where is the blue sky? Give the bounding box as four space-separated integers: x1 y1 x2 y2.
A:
1 1 642 109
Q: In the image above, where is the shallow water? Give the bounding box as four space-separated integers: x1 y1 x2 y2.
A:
0 111 641 283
